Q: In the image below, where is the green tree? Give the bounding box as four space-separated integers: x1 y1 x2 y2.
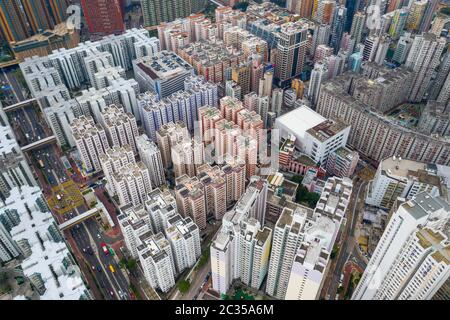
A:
330 245 340 259
232 1 249 11
440 7 450 15
178 279 190 294
126 258 137 271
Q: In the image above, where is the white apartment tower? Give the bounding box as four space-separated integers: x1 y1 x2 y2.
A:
99 145 136 195
164 214 201 274
70 116 110 174
136 134 166 187
373 227 449 300
138 232 176 293
99 104 139 153
406 33 446 102
266 207 308 299
353 192 450 300
285 239 330 300
112 162 153 207
366 157 444 210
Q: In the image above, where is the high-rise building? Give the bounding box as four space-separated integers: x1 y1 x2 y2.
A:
136 134 166 187
266 207 307 299
156 122 190 169
417 100 450 137
406 0 428 32
139 76 217 140
138 232 176 293
353 192 450 300
0 122 37 201
22 0 56 33
165 214 201 274
284 239 330 300
429 53 450 102
146 188 178 234
133 51 195 99
0 0 30 42
1 186 90 299
419 0 440 33
178 40 243 84
366 157 446 210
314 0 336 24
326 147 360 178
271 88 283 115
112 162 153 207
308 62 327 106
175 175 207 229
291 78 305 99
316 74 450 166
362 35 380 62
81 0 125 36
374 35 391 65
230 62 252 97
388 8 409 40
393 33 413 64
311 23 331 56
349 11 366 45
275 20 309 86
171 139 205 178
314 44 333 63
210 200 272 295
118 188 177 257
70 116 110 175
141 0 192 27
99 145 136 195
99 104 139 153
345 0 361 32
429 12 448 36
330 5 347 54
406 33 446 102
0 221 20 263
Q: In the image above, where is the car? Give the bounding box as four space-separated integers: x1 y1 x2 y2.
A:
82 248 86 253
92 266 95 270
110 291 114 297
97 234 101 239
87 248 93 255
101 243 109 255
97 266 102 272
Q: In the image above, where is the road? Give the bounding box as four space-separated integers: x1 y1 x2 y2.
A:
171 222 221 300
7 103 50 147
321 178 367 300
67 217 130 300
0 66 27 104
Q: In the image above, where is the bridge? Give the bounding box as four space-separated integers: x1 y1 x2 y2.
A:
2 98 37 112
208 0 224 7
21 135 57 152
58 207 115 232
0 59 20 69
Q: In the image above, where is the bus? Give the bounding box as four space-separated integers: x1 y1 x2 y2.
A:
109 264 115 273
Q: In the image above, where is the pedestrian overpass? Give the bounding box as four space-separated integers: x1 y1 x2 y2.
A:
2 98 37 112
21 135 57 152
58 207 115 232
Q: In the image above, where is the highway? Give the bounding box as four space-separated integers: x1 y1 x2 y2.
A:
67 214 131 300
0 66 27 104
7 103 49 147
31 145 68 186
